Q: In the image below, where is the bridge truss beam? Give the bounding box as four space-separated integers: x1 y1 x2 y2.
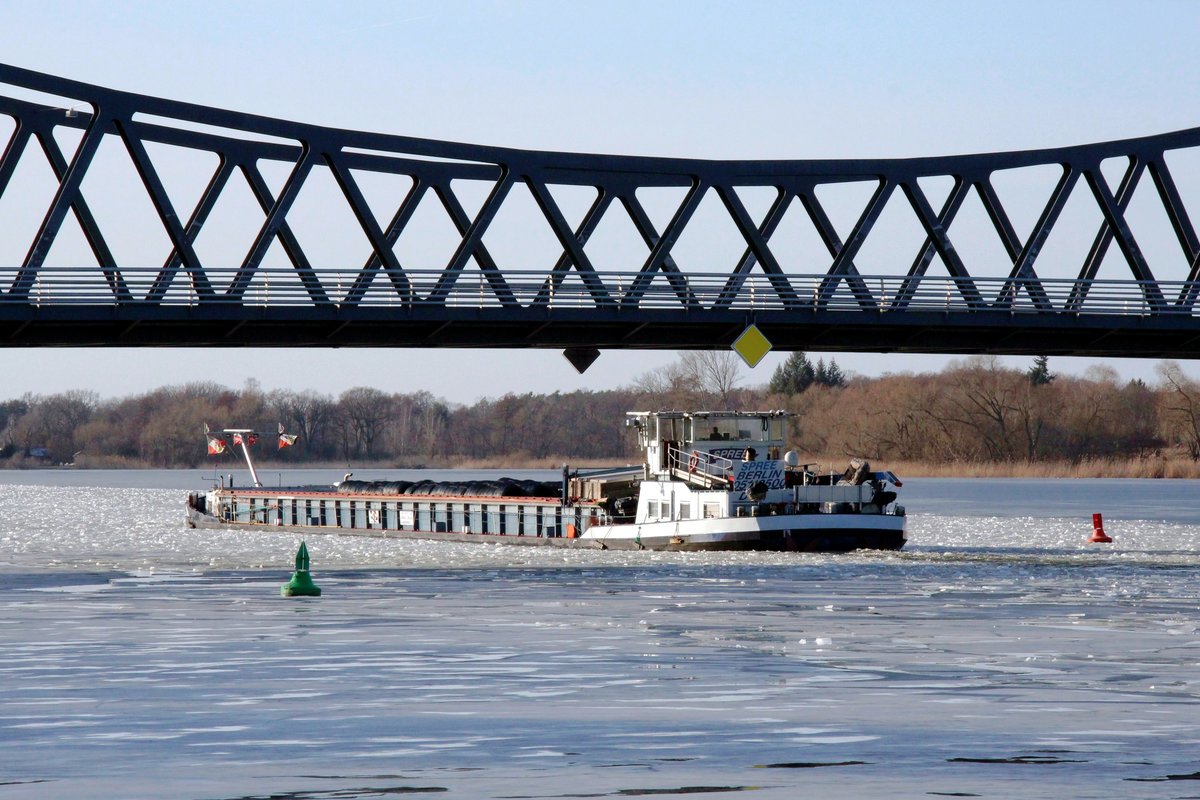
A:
2 65 1200 358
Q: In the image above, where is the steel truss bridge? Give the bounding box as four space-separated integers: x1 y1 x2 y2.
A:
3 64 1200 368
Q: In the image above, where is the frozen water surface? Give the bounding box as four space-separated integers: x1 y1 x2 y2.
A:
1 472 1199 799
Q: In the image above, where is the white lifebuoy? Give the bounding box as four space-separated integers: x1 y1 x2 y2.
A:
688 450 700 472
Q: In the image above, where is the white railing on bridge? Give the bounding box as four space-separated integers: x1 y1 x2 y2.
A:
2 267 1197 316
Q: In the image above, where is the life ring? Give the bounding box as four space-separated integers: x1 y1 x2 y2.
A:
688 450 700 472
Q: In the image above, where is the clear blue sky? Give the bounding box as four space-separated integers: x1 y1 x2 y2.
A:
2 0 1200 402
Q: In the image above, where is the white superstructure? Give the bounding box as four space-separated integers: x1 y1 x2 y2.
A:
574 411 906 551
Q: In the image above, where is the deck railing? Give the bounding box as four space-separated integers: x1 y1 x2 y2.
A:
4 267 1195 317
667 445 735 483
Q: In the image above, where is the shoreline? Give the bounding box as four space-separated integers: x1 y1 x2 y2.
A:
6 455 1200 480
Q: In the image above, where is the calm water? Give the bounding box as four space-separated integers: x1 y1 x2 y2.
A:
1 470 1199 799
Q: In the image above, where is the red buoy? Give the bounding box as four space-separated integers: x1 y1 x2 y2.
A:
1089 512 1112 543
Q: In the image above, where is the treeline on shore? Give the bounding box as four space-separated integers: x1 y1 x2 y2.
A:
3 352 1200 477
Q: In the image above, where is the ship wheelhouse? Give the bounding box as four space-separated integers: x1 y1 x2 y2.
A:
627 410 790 479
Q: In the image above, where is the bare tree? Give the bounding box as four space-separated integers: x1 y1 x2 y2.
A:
270 389 336 456
680 351 743 407
630 360 703 409
942 356 1023 461
632 351 744 409
338 388 395 460
10 390 98 460
1157 361 1200 459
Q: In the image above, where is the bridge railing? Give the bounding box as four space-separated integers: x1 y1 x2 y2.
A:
3 267 1196 316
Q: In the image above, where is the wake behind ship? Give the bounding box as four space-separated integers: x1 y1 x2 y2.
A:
186 411 906 552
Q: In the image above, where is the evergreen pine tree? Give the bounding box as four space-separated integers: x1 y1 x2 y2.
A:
822 359 847 387
1027 355 1055 386
812 358 848 388
769 352 816 394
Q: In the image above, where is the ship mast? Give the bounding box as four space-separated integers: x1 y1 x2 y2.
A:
224 429 262 487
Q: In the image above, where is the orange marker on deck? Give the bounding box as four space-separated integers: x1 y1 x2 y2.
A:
1089 513 1112 543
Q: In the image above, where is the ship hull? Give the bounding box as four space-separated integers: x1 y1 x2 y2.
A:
185 500 905 553
579 514 905 552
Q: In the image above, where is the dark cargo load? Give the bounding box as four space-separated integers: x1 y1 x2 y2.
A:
336 478 559 499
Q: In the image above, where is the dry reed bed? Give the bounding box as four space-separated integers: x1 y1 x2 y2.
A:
451 454 1200 480
863 457 1200 480
11 454 1200 480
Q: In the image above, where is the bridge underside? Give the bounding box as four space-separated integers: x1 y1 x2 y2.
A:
2 308 1195 358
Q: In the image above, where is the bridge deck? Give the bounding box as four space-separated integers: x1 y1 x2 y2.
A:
1 269 1194 356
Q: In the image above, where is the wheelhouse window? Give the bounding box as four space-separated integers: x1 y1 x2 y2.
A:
701 419 739 441
657 417 686 443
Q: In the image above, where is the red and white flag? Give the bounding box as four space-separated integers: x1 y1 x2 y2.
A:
207 437 227 455
277 423 298 449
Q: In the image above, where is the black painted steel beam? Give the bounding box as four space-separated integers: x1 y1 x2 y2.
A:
1 64 1199 358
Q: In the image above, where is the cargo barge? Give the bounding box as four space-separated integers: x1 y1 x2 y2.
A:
186 411 906 551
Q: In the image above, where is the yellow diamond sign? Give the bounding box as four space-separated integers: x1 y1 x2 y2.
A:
732 324 772 368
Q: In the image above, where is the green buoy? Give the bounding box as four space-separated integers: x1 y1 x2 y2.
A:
281 541 322 597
